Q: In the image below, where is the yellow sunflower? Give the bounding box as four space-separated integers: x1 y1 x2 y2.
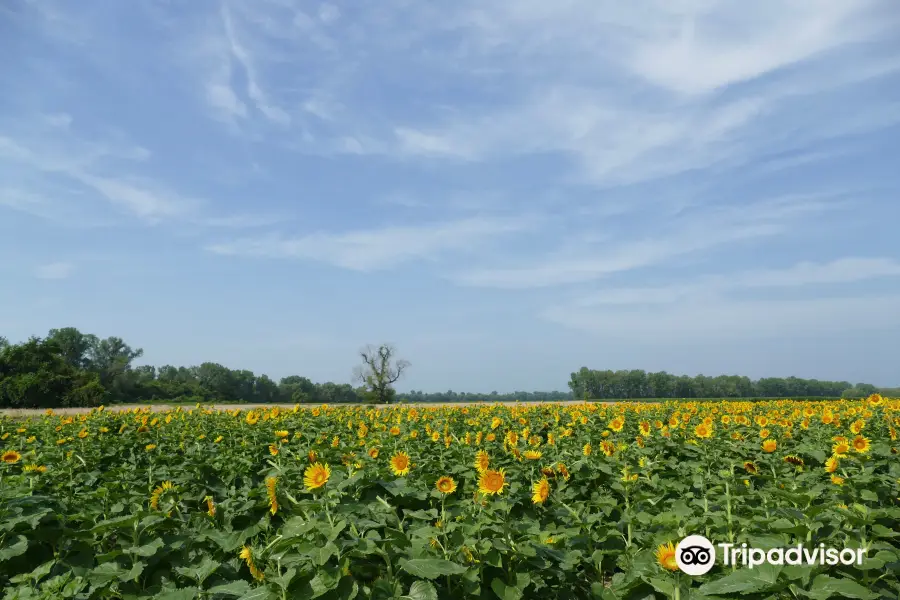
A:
523 450 543 460
783 455 804 467
478 468 508 496
149 481 175 511
762 439 777 453
303 462 331 490
694 423 713 438
265 476 278 515
1 450 22 464
435 476 458 495
474 449 490 473
852 435 870 454
389 451 411 476
824 455 839 473
531 477 550 505
656 542 678 571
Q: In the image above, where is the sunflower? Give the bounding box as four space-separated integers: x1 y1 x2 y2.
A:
532 477 550 505
601 441 616 456
583 443 592 456
852 435 870 453
556 462 570 481
639 421 651 436
825 455 839 473
478 468 508 496
204 495 216 517
762 439 777 453
850 419 865 435
389 451 411 476
145 444 157 452
268 444 279 456
275 430 289 439
435 476 457 495
783 454 804 467
308 450 318 463
368 447 379 459
474 449 490 473
1 450 22 464
867 393 884 406
759 428 770 439
303 462 331 490
23 464 47 473
265 476 278 515
608 417 625 432
694 423 713 438
214 436 223 443
656 542 678 571
832 441 850 456
831 474 845 485
149 481 176 511
239 545 265 581
524 450 542 460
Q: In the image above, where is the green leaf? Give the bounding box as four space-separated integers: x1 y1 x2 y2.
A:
400 559 468 580
803 575 879 600
89 515 138 533
698 564 781 595
88 562 130 585
0 535 28 561
645 577 675 597
155 588 201 600
175 556 220 585
859 490 879 503
128 537 165 557
491 578 523 600
208 580 253 598
403 580 438 600
236 586 280 600
308 567 341 598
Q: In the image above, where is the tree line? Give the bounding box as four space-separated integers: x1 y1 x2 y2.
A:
567 367 897 400
0 328 575 408
1 328 894 409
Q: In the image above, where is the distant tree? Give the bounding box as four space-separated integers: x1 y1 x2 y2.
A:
353 344 410 404
47 327 99 370
0 337 106 408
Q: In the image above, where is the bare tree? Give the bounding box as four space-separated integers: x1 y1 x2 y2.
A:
353 344 410 404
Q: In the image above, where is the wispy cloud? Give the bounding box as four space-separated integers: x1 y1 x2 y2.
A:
206 214 539 271
452 194 844 289
540 256 900 341
541 294 900 342
34 262 75 280
569 258 900 307
0 114 274 228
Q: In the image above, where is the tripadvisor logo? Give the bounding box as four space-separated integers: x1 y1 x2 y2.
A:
674 535 866 575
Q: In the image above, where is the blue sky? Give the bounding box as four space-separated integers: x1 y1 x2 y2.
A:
2 0 900 391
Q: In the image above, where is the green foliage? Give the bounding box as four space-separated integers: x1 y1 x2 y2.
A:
568 367 891 400
0 399 898 599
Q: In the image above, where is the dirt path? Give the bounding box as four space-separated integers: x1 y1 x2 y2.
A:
1 400 620 417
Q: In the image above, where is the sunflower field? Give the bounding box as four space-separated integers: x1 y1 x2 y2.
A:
1 396 899 600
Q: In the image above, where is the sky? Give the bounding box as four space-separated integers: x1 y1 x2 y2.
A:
2 0 900 392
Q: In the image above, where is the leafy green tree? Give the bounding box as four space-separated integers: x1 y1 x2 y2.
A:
47 327 99 370
0 337 106 408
